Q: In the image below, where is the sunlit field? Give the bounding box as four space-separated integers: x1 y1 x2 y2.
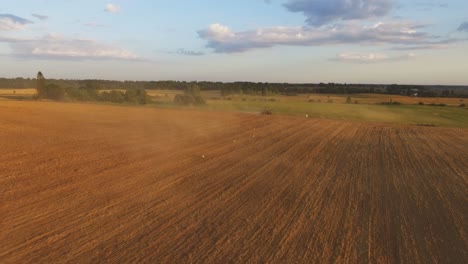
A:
202 98 468 128
1 100 466 263
2 0 468 263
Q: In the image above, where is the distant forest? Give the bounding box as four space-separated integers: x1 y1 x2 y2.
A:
1 77 467 97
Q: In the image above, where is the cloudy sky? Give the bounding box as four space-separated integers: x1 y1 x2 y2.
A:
1 0 467 84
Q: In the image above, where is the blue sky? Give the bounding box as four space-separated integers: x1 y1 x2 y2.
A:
0 0 467 84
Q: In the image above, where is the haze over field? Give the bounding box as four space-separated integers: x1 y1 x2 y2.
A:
1 0 468 84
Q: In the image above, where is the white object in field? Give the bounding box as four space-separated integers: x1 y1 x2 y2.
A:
305 114 309 118
202 155 205 158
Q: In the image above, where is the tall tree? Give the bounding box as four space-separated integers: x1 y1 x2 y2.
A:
36 71 46 97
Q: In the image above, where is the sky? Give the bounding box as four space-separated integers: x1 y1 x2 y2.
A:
0 0 468 85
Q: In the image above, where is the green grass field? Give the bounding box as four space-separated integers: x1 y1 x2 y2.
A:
196 99 468 128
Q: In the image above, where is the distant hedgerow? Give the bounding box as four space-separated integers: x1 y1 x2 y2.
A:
174 84 206 105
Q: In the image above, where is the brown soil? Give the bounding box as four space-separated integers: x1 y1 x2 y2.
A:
1 101 467 263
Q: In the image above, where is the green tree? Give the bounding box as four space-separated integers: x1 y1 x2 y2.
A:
36 71 46 97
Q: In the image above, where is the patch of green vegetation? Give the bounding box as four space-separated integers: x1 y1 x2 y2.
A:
198 100 468 128
34 71 151 105
173 84 206 106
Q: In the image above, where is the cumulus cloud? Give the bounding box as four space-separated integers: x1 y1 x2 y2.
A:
284 0 395 26
32 13 48 21
199 24 235 41
458 22 468 32
105 3 121 13
333 52 415 63
7 34 138 60
199 21 434 53
0 14 33 31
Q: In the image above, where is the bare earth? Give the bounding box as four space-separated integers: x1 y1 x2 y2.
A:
1 101 467 263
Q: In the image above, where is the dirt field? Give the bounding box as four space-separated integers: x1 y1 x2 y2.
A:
0 89 36 101
1 101 467 263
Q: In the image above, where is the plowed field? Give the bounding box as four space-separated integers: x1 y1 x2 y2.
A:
1 101 467 263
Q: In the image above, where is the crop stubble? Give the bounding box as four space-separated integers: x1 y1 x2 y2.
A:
1 101 467 263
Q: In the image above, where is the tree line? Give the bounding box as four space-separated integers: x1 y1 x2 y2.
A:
1 77 466 98
35 72 150 104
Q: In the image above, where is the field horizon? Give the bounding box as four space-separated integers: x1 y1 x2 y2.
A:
1 88 467 128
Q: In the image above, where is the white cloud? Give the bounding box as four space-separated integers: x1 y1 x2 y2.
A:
0 13 136 61
205 23 235 38
199 21 434 53
284 0 395 26
105 3 121 14
0 14 32 31
338 52 389 62
8 34 138 60
333 52 415 63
